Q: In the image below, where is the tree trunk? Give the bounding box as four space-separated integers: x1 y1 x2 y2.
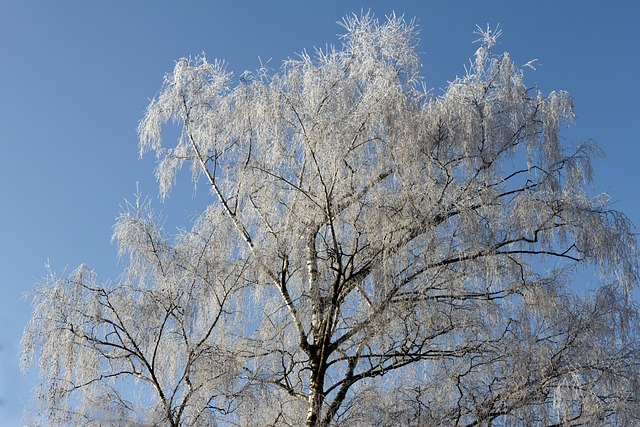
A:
306 351 326 427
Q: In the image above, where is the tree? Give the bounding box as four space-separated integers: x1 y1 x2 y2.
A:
22 14 640 426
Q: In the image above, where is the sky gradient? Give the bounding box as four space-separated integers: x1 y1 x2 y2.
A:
1 1 639 424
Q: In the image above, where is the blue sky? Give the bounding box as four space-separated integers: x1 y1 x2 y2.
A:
0 1 638 424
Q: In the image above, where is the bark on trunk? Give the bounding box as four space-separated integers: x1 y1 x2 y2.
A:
306 352 326 427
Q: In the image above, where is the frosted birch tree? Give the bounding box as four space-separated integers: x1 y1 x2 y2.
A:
23 14 640 426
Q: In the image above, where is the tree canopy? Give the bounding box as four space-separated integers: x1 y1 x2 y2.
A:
22 14 640 426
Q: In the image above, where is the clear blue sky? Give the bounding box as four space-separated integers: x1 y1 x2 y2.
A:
1 1 638 424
